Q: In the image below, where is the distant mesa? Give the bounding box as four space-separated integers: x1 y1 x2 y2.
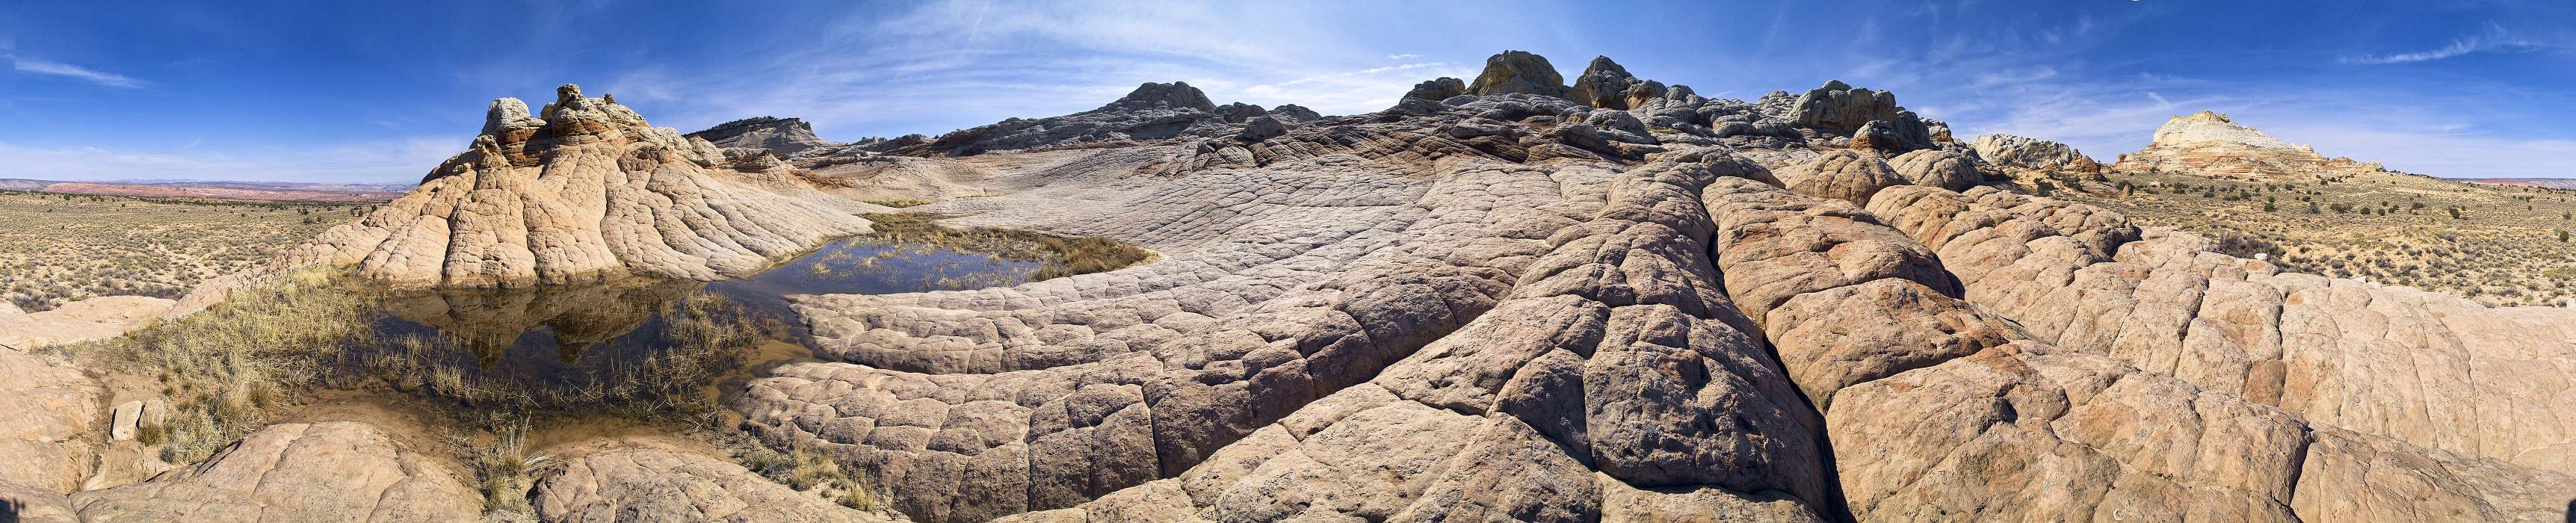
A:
2112 111 2386 177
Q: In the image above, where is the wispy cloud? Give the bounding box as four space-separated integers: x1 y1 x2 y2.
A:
13 58 146 88
2341 24 2551 64
1386 53 1421 60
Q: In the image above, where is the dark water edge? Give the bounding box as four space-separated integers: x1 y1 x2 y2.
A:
334 235 1051 421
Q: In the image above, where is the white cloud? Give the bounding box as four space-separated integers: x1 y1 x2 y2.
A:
2341 24 2551 64
1386 54 1421 60
13 58 146 88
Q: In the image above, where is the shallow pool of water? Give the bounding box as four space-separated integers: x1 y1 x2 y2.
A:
337 235 1053 415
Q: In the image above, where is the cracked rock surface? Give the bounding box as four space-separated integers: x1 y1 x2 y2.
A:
743 54 2576 522
532 442 902 522
66 421 479 522
111 49 2576 522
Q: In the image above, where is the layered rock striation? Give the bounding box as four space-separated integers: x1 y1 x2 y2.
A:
282 84 874 288
1970 133 2103 174
736 51 2576 522
686 116 843 158
76 50 2576 523
2112 111 2386 177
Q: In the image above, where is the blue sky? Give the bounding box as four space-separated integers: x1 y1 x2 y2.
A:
7 0 2576 182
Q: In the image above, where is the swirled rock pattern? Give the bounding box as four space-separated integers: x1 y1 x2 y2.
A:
285 84 875 288
96 49 2576 522
1969 133 2101 174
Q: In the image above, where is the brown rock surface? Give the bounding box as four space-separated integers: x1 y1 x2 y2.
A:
67 421 481 522
0 346 105 494
532 442 902 522
0 295 176 349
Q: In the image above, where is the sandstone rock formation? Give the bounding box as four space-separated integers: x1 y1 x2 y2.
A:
1969 133 2103 174
687 116 843 158
0 295 175 349
1780 81 1939 152
94 49 2576 522
67 421 480 522
1776 149 1906 205
1885 149 1983 191
1565 56 1664 111
283 84 876 288
726 50 2576 522
1402 77 1467 101
2112 111 2386 177
0 346 105 494
533 442 901 522
1465 50 1569 98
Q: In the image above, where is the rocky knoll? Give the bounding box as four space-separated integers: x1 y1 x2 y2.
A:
281 84 874 288
687 116 843 158
1968 133 2102 174
2111 111 2386 177
730 50 2576 522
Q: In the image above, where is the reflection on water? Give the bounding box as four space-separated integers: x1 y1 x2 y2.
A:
337 235 1054 420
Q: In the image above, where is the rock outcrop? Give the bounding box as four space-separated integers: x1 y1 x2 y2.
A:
1886 149 1983 191
91 49 2576 523
533 442 901 522
1970 133 2103 173
0 346 105 494
913 81 1302 156
1401 77 1466 101
1465 50 1568 98
285 84 875 288
686 117 842 158
67 421 481 522
0 295 174 349
2111 111 2385 177
1565 56 1663 110
726 51 2576 523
